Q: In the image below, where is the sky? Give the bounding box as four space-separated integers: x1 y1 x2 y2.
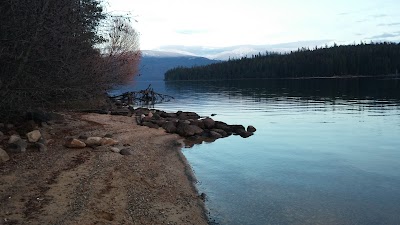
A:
106 0 400 51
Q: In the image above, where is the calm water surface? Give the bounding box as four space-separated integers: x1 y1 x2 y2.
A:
116 78 400 225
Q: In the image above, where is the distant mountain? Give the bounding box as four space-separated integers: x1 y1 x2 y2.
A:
135 50 217 82
155 40 334 60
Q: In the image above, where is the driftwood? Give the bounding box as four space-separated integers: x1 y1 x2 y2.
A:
110 85 174 107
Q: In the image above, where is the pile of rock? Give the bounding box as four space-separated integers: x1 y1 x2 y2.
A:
63 135 135 155
134 108 256 145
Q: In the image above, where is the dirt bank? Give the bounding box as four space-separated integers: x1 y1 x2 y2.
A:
0 113 207 225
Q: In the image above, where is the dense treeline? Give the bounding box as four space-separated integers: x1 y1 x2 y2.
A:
0 0 140 120
164 43 400 81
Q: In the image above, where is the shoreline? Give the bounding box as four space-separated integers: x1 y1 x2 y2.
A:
0 112 208 224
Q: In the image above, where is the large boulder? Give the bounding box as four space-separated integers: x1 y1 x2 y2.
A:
211 129 229 137
229 125 246 135
214 121 231 132
177 112 200 120
240 132 253 138
176 123 203 137
64 138 86 148
162 121 177 133
202 118 215 129
0 148 10 163
26 130 42 143
142 122 160 129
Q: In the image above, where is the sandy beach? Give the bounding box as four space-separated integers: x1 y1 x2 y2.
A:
0 113 208 225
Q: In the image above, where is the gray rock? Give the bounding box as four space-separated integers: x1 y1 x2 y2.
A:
26 130 41 142
154 119 166 127
160 112 177 118
202 118 215 129
209 131 223 139
247 125 256 132
0 148 10 162
178 112 200 120
120 148 134 155
110 147 120 153
176 123 203 137
162 121 177 133
85 137 103 146
7 139 28 153
64 138 86 148
8 134 21 144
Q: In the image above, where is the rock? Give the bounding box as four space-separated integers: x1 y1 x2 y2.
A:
247 125 256 132
209 131 223 139
6 124 14 129
202 118 215 129
190 120 205 129
176 123 203 137
110 147 120 153
36 143 47 152
0 148 10 163
104 133 113 138
7 139 28 153
120 148 134 155
85 137 103 146
162 121 177 133
26 130 41 142
8 134 21 144
64 138 86 148
148 111 153 118
142 122 160 129
100 138 119 146
155 119 166 127
160 112 177 118
211 129 229 137
178 112 200 120
78 134 88 140
240 132 253 138
214 121 231 132
229 125 246 134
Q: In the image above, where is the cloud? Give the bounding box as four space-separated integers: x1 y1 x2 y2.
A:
175 29 207 35
378 22 400 27
371 14 387 18
368 33 400 39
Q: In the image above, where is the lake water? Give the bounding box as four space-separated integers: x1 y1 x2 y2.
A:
115 78 400 225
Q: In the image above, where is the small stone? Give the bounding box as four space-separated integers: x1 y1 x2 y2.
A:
64 138 86 148
7 139 28 153
110 147 120 153
85 137 102 146
120 148 133 155
100 137 119 146
37 143 47 152
0 148 10 163
26 130 41 142
8 134 21 144
104 133 113 138
78 135 88 140
247 125 256 132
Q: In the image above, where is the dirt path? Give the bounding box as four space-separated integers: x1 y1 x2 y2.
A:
0 113 207 225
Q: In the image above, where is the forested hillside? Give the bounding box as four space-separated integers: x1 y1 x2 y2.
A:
164 43 400 80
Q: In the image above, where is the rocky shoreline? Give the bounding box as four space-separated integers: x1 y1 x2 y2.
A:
133 108 256 147
0 108 255 224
